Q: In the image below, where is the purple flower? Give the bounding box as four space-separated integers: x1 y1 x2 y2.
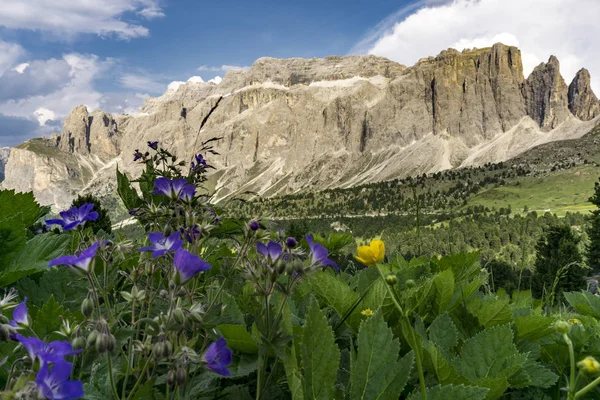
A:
181 225 201 244
306 235 338 271
256 241 283 261
249 221 260 231
202 337 232 376
46 204 99 231
48 242 100 273
191 154 207 171
152 177 196 201
9 297 28 328
148 141 159 150
36 359 84 400
173 248 211 285
286 237 297 248
133 149 143 161
140 232 183 258
13 334 80 364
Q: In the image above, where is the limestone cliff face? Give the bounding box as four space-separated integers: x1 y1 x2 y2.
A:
0 147 10 182
4 43 600 210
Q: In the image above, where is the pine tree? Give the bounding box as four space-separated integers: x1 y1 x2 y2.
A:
531 225 586 301
587 178 600 274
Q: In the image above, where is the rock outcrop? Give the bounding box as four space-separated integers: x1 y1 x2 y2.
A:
4 43 600 210
0 147 10 182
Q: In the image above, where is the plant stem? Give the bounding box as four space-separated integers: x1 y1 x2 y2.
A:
565 334 576 400
125 357 152 400
575 374 600 398
107 353 120 400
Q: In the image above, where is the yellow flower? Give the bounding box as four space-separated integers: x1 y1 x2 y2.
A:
578 356 600 375
361 308 374 317
568 318 581 325
355 240 385 267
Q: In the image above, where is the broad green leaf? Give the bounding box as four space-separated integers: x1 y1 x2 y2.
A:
306 271 358 327
0 189 46 227
433 269 455 315
227 353 258 378
407 384 488 400
282 298 305 400
466 295 512 328
116 166 142 210
218 324 259 354
520 361 558 389
0 233 71 287
302 299 340 400
511 290 533 308
423 343 461 386
514 315 554 341
30 295 67 338
429 313 458 349
350 312 414 400
564 291 600 318
0 214 27 260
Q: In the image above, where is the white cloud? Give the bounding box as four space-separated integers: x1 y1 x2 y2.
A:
34 108 55 126
0 41 25 76
0 0 164 39
120 73 165 93
13 63 29 74
198 64 251 72
357 0 600 93
208 76 222 85
187 76 205 83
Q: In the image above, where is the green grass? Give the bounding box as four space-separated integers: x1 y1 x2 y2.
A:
466 165 599 215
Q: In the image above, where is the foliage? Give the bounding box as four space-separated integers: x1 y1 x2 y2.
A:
587 178 600 274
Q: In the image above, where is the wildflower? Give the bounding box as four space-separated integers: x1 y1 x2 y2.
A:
152 177 196 201
140 232 183 258
12 334 80 363
173 248 211 285
191 154 207 171
568 318 581 325
249 220 260 231
48 242 100 273
202 337 232 376
286 237 297 248
256 241 283 262
36 359 84 400
9 297 29 328
355 240 385 267
361 308 374 317
578 356 600 375
133 149 143 161
45 204 99 231
306 235 338 271
181 225 201 243
148 141 159 150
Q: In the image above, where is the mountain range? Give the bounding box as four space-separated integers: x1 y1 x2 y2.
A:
2 43 599 212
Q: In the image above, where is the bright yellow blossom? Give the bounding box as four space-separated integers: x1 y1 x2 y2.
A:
355 240 385 267
361 308 374 317
578 356 600 375
568 318 581 325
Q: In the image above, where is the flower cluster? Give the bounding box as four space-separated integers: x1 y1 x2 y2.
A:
46 203 99 231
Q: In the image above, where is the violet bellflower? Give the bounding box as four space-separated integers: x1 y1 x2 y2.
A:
9 297 28 328
140 232 183 258
45 204 99 231
202 337 232 376
48 242 100 273
12 334 80 364
148 141 159 150
36 359 84 400
256 241 283 262
191 154 207 172
133 149 143 161
306 235 338 271
173 248 211 285
152 177 196 201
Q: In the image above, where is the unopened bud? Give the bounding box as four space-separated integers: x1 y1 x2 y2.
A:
81 298 94 317
173 309 185 325
294 260 304 273
553 320 571 335
72 337 87 350
187 312 203 324
167 369 176 387
87 330 99 346
176 365 187 386
0 324 9 342
96 333 115 353
385 274 398 285
249 221 260 231
276 259 286 274
405 279 416 288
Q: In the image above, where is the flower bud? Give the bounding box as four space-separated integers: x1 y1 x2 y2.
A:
176 365 187 386
249 221 260 231
72 337 87 350
578 356 600 375
167 369 176 387
276 259 286 274
553 320 571 335
286 237 297 248
87 330 99 346
96 333 115 353
153 342 167 359
293 260 304 273
0 324 9 342
187 312 203 324
405 279 416 288
173 309 185 325
385 274 398 285
81 298 94 317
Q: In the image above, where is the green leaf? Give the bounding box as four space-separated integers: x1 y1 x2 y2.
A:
466 295 512 328
423 343 461 386
564 291 600 318
0 189 46 226
407 384 489 400
30 295 67 338
514 315 554 341
281 297 305 400
116 165 142 210
0 214 27 260
301 299 340 400
433 269 455 315
0 233 71 288
520 361 558 389
306 271 358 328
350 312 414 400
218 324 259 354
429 313 458 349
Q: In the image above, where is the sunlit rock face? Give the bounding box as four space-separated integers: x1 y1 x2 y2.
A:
0 147 10 182
4 43 600 210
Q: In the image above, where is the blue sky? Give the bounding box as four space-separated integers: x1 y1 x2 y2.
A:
0 0 598 146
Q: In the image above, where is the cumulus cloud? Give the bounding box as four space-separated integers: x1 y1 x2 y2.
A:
0 114 57 146
198 64 250 72
0 41 25 76
34 108 56 126
356 0 600 93
0 0 164 39
0 58 72 102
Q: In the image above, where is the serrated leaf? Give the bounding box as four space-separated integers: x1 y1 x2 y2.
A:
306 271 358 328
218 324 259 354
302 299 340 400
116 166 142 210
466 295 512 328
518 361 558 389
0 214 27 260
281 300 304 400
30 295 66 338
429 313 458 349
0 189 46 227
514 315 554 341
350 312 414 400
424 342 461 386
433 269 455 315
564 291 600 318
407 384 489 400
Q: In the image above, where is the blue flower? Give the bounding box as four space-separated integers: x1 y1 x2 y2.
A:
249 221 260 231
256 241 283 262
191 154 207 171
140 232 183 258
306 235 338 271
148 141 159 150
9 297 28 328
12 334 80 364
48 242 100 273
152 177 196 201
133 149 143 161
286 237 297 248
36 359 84 400
173 248 211 285
46 204 99 231
202 337 232 376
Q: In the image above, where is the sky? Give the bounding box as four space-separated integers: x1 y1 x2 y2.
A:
0 0 598 147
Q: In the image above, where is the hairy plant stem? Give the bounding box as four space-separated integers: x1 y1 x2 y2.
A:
107 353 120 400
256 294 272 400
565 333 577 400
125 357 152 400
575 374 600 398
376 265 427 400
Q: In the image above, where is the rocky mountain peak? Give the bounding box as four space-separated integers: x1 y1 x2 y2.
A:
568 68 600 121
